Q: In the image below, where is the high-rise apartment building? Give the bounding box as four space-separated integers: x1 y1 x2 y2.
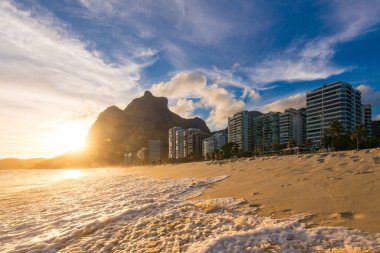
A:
202 132 228 159
148 140 161 162
362 104 372 136
168 126 183 159
183 128 201 158
169 127 209 160
187 132 210 159
279 108 306 146
228 111 253 153
306 82 362 146
253 112 280 152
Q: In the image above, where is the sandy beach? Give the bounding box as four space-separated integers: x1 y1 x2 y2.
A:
129 148 380 234
1 151 380 252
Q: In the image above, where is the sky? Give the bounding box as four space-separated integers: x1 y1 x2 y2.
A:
1 0 380 159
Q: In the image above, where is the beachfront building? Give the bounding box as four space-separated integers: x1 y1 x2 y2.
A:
169 126 210 160
253 112 280 152
362 104 372 137
306 82 362 146
228 111 253 153
186 131 210 160
168 126 183 159
148 140 161 162
183 128 201 158
279 108 306 146
137 147 148 161
203 132 228 159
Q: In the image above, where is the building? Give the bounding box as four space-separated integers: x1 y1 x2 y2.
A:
169 126 209 160
168 127 182 159
203 137 216 159
253 112 280 152
228 111 253 153
137 147 148 161
187 131 210 160
148 140 161 162
202 132 228 159
362 104 372 137
183 128 201 158
279 108 306 146
306 82 362 146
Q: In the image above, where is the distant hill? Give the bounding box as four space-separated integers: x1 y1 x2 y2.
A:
85 91 210 163
373 120 380 138
0 158 46 169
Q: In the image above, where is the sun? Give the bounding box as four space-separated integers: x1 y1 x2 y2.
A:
46 122 88 157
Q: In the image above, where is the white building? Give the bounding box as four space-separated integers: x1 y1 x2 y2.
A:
279 108 306 146
168 127 182 159
183 128 201 158
228 111 253 152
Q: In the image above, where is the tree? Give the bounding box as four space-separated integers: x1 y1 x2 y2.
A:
220 142 239 159
352 124 367 150
287 138 297 149
304 139 313 148
326 119 342 150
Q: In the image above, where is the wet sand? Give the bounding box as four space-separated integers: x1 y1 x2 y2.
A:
128 148 380 234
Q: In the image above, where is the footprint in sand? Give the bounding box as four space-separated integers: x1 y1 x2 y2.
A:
330 211 357 220
373 156 380 164
353 170 374 175
281 183 292 187
326 176 342 180
339 211 354 219
252 192 261 196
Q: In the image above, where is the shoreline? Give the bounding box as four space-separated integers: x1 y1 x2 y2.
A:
125 148 380 234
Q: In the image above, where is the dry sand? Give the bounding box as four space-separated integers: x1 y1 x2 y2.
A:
126 148 380 234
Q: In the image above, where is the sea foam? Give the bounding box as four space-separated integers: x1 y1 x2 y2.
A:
0 170 378 252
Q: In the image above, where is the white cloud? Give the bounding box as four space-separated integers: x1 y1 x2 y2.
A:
169 99 198 118
78 0 234 45
357 84 380 106
241 88 261 101
151 72 206 98
375 115 380 121
0 1 144 158
151 71 245 129
260 93 306 113
249 1 380 85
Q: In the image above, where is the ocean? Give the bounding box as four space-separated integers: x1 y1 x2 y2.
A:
0 168 379 252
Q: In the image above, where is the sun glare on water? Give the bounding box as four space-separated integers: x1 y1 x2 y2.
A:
62 169 83 179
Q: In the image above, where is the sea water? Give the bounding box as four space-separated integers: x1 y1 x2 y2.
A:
0 168 379 252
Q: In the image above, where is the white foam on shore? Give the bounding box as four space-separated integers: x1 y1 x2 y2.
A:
0 171 378 252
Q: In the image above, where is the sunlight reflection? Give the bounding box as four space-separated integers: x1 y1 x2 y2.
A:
61 169 83 179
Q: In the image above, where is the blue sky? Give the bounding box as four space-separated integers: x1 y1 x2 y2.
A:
1 0 380 158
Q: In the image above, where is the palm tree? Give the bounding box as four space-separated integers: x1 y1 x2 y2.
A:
352 124 367 150
327 119 342 150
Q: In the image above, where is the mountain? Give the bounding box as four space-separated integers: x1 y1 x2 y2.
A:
86 91 210 163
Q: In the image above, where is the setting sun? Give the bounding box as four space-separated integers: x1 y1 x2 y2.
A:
45 122 88 157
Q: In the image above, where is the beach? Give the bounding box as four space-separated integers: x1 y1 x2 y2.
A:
0 149 379 252
132 148 380 235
